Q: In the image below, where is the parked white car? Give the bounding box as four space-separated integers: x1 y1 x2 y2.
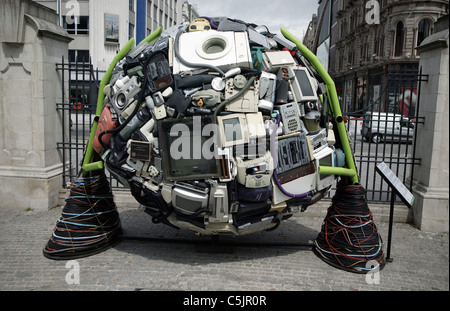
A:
361 112 414 143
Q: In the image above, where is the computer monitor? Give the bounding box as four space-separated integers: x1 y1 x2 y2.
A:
159 116 220 181
217 113 249 148
288 66 319 103
315 146 336 191
217 112 265 148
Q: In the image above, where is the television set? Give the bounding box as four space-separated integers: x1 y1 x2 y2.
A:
158 116 220 181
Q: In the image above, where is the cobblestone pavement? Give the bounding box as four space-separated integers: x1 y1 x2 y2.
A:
0 204 448 293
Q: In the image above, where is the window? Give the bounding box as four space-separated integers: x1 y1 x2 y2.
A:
77 16 89 35
340 20 347 39
350 11 358 33
380 36 384 57
348 50 354 68
360 41 369 65
147 0 152 17
417 19 431 46
63 16 89 35
129 0 134 11
68 50 90 63
129 23 135 40
375 36 384 58
394 21 404 57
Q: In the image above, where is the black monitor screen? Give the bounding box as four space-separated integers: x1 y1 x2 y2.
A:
319 154 333 180
159 116 219 181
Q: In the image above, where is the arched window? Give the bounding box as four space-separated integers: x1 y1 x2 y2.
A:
417 19 432 46
394 21 404 57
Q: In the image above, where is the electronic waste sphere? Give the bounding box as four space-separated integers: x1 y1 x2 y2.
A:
45 17 386 274
88 16 359 236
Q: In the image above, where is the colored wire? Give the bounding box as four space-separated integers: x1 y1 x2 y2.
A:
314 182 386 273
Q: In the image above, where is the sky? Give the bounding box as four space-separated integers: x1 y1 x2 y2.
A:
189 0 319 41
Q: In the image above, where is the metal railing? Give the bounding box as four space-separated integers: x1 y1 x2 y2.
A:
56 57 99 187
342 67 425 202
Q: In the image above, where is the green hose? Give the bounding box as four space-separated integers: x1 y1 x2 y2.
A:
280 27 359 184
140 27 162 44
82 28 163 175
318 166 356 178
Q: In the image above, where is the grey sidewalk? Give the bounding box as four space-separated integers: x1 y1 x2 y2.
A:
0 202 448 292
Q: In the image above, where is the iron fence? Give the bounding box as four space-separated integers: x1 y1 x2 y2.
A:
342 67 426 202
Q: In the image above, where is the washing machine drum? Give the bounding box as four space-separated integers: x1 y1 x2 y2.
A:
196 34 233 59
173 31 252 74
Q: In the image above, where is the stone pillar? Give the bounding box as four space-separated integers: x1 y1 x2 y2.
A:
0 0 72 210
412 16 449 232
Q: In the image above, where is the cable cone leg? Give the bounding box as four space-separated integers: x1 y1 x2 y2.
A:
314 181 386 273
43 171 122 260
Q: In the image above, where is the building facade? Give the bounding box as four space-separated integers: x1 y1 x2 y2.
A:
303 13 317 50
181 0 199 24
33 0 193 110
308 0 449 115
34 0 184 72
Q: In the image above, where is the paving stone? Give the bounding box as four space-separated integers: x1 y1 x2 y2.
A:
0 205 448 292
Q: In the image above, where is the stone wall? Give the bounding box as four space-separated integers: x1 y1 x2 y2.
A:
412 16 449 232
0 0 72 210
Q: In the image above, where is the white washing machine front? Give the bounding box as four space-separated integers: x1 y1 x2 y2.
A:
173 30 252 74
